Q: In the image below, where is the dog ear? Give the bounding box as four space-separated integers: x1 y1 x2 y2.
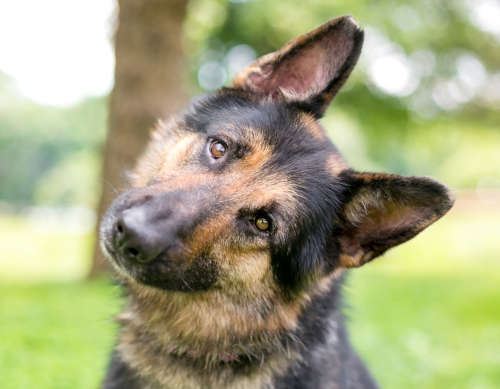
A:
335 171 454 268
232 16 364 118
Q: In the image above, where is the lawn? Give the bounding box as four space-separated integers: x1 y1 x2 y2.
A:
0 197 499 389
0 280 119 389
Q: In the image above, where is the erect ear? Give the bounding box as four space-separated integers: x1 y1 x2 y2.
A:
232 16 364 118
336 171 454 268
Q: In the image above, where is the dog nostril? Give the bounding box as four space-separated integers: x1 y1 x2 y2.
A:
114 210 158 264
126 247 139 258
124 246 151 263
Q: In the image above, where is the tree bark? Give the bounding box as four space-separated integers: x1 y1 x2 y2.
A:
90 0 188 276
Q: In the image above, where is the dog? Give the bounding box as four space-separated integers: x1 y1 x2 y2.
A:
99 15 453 389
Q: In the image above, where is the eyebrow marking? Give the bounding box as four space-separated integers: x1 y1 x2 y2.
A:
158 133 201 175
237 127 274 171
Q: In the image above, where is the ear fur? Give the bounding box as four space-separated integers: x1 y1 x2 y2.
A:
336 171 454 268
232 16 364 117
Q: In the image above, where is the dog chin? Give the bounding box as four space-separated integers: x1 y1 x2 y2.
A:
103 253 192 292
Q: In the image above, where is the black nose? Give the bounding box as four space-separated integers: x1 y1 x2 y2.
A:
114 207 164 263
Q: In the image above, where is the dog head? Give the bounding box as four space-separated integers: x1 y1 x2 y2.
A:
100 16 453 301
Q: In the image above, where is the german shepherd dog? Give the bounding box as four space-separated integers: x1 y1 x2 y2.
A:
100 16 453 389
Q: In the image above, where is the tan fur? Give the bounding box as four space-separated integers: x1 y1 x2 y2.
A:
301 113 327 140
326 153 348 176
126 117 301 306
343 187 385 227
232 55 270 92
238 127 274 171
101 14 454 389
158 132 203 177
112 94 343 389
108 117 303 387
175 171 297 258
116 267 341 389
339 250 373 268
131 118 193 187
339 174 449 268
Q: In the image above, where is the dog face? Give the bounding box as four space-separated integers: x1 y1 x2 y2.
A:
100 16 453 301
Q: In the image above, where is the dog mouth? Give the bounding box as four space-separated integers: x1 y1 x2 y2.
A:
100 228 217 292
101 238 165 288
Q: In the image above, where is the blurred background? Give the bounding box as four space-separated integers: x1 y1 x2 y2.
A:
0 1 499 388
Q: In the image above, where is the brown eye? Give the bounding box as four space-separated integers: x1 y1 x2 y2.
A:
255 217 270 231
209 140 227 159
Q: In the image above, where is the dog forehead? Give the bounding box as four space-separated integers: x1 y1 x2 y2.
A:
181 89 347 198
185 91 330 160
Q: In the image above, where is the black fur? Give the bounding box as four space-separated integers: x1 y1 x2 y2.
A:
274 277 378 389
186 91 345 291
101 277 379 389
100 89 452 389
101 351 142 389
100 16 452 389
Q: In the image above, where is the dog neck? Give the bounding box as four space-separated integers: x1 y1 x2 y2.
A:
114 272 344 388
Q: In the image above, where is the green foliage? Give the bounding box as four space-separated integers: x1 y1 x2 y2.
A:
1 0 499 207
34 150 101 206
0 86 107 207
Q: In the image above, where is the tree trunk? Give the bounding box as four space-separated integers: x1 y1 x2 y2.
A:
90 0 188 276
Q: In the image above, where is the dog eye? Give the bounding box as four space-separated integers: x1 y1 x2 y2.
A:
209 140 227 159
255 217 270 231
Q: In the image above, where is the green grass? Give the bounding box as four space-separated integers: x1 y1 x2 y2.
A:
348 270 500 389
0 214 93 282
0 199 499 388
0 280 120 389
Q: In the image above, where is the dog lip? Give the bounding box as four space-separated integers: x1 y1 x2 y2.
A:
102 237 128 266
102 241 121 264
101 239 115 257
